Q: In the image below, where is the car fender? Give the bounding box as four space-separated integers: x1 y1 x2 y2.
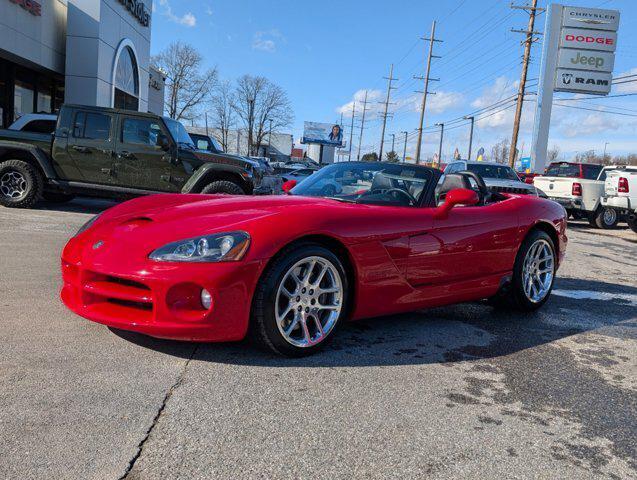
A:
181 162 252 193
0 140 57 179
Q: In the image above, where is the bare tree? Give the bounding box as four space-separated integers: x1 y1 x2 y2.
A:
491 138 510 164
151 42 217 121
209 80 235 152
232 75 293 156
547 145 560 162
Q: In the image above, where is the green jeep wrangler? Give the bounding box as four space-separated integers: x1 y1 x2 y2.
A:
0 105 264 208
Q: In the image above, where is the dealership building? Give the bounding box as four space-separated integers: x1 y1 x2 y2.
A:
0 0 164 129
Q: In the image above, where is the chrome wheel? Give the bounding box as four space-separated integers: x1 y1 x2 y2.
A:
522 239 554 303
0 171 27 199
275 256 343 348
602 208 617 226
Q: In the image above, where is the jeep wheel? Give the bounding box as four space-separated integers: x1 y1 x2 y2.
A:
0 160 43 209
592 207 618 229
201 180 245 195
43 192 75 203
627 215 637 234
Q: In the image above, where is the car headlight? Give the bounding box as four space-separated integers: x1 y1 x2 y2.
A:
149 231 250 262
76 213 101 236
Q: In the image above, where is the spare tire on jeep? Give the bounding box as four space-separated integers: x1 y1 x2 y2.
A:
200 180 245 195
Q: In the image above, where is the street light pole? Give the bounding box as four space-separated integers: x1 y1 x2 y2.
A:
435 123 444 167
464 116 474 160
402 131 408 162
603 142 609 160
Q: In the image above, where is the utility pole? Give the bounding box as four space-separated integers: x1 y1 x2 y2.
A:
236 129 241 155
603 142 609 160
415 21 442 164
402 131 408 162
464 116 475 160
348 102 356 162
357 91 369 161
268 119 273 150
390 133 395 153
205 112 209 136
378 63 398 161
435 123 444 167
509 0 543 168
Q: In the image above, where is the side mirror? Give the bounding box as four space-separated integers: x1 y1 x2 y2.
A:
435 188 479 219
282 179 297 194
157 134 170 151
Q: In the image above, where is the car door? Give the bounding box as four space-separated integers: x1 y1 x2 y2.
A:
113 115 177 191
405 201 518 286
66 110 115 184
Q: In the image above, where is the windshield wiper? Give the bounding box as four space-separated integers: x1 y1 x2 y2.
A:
178 141 196 150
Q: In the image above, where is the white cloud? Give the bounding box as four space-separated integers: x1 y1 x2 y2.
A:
252 30 284 53
613 67 637 94
205 5 213 16
158 0 196 27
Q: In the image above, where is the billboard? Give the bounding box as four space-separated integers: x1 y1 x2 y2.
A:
560 28 617 52
557 49 614 73
301 122 344 147
561 7 620 30
555 69 612 94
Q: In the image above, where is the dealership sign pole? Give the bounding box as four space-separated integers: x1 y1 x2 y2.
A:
530 4 619 173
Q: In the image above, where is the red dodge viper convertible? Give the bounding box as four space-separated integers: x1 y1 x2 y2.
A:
61 161 567 356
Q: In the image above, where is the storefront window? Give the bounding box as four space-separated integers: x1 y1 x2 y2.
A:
37 91 52 113
14 81 34 120
114 46 139 111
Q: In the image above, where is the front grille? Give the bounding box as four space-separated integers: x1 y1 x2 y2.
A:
81 271 154 322
490 186 532 195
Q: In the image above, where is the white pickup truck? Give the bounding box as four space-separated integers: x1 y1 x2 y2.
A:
533 162 623 229
601 167 637 234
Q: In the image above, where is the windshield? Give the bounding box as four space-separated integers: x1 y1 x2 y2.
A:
467 164 519 180
291 162 432 207
165 118 195 147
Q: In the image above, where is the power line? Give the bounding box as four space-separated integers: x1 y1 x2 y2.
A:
378 64 398 161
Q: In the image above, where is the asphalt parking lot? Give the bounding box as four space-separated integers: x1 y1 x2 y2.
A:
1 198 636 480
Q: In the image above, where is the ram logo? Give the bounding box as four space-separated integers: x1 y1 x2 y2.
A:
562 73 573 85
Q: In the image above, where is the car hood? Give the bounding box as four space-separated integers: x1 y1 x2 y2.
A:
67 194 347 267
485 178 536 191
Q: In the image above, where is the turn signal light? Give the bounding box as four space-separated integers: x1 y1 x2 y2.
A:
618 177 629 193
572 182 582 196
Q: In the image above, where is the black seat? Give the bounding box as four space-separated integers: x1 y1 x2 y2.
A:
435 173 471 205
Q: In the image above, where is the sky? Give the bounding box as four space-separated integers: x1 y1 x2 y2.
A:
150 0 637 162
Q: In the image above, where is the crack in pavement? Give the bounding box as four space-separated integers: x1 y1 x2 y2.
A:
118 344 199 480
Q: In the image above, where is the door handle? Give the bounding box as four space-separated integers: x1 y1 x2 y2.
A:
118 151 136 160
71 146 90 153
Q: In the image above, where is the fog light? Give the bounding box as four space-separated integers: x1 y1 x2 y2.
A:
200 289 212 310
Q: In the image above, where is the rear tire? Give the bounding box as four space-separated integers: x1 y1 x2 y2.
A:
627 215 637 234
492 229 556 311
251 243 349 357
200 180 245 195
42 192 75 203
0 159 43 209
592 207 618 229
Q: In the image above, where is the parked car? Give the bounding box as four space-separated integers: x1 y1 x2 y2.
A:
533 162 623 229
187 132 280 194
444 160 541 195
518 171 540 184
8 113 58 134
0 104 265 208
62 161 567 356
601 166 637 233
277 167 318 184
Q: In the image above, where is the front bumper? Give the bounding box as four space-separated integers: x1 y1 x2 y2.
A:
61 243 264 342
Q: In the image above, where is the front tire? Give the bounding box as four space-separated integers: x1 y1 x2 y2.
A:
628 215 637 234
592 207 618 229
200 180 245 195
502 229 556 311
0 159 43 208
251 243 349 357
